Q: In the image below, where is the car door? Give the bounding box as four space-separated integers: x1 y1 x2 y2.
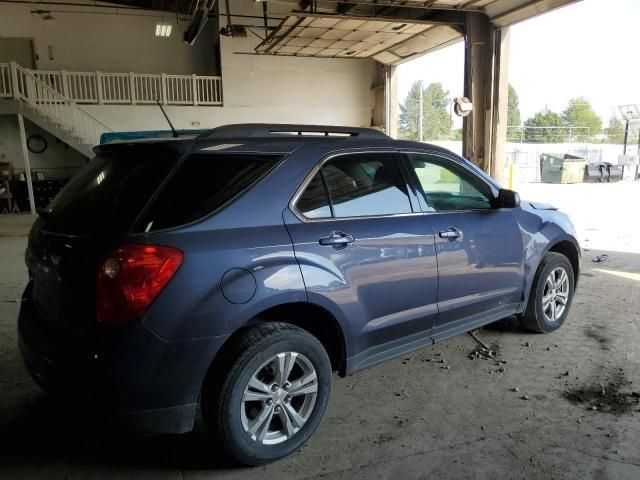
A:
283 151 439 371
401 151 524 342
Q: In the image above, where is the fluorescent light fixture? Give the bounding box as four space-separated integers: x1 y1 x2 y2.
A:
155 22 173 37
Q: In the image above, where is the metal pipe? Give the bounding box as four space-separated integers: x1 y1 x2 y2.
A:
17 114 36 215
262 1 269 37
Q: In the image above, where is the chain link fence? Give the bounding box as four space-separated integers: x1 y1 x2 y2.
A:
505 126 630 183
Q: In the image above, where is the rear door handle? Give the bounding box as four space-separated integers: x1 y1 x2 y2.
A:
439 227 463 240
319 231 355 247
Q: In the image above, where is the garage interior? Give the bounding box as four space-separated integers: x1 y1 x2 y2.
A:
1 0 640 478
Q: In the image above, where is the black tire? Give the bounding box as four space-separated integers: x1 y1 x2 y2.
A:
201 322 332 466
520 252 575 333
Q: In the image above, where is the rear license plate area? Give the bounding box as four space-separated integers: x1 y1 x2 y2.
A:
33 266 61 320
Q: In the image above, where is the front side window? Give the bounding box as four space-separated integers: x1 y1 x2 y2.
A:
296 153 412 219
407 153 493 211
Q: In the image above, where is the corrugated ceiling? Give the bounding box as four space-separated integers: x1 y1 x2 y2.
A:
255 15 462 65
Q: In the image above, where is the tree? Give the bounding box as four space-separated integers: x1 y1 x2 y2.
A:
562 97 602 140
399 81 451 141
605 116 625 144
523 108 567 143
507 84 522 142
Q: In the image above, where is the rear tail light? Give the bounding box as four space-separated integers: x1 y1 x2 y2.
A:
97 244 183 324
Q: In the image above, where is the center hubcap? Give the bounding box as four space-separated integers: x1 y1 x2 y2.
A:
273 388 287 405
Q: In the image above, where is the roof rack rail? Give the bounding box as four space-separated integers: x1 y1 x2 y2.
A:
197 123 389 140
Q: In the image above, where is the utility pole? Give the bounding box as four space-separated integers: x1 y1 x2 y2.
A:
419 85 424 143
623 120 630 155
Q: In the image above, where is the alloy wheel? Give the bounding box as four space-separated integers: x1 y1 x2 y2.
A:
240 352 318 445
542 266 570 323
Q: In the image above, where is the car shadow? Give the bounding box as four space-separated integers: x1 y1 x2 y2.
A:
0 389 239 472
484 315 527 333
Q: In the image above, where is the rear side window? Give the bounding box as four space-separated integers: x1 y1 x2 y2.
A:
296 153 412 219
296 173 332 219
45 144 179 235
135 153 280 232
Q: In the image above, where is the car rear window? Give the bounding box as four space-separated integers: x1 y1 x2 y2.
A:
43 143 180 236
133 153 281 232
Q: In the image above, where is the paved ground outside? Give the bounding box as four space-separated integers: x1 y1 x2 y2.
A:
0 182 639 479
517 181 640 254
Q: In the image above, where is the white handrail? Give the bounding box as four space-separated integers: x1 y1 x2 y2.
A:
8 62 113 147
0 63 12 98
1 63 223 106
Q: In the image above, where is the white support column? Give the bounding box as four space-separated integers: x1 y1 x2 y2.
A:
17 114 36 215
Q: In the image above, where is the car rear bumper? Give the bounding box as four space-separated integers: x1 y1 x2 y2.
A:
18 288 229 434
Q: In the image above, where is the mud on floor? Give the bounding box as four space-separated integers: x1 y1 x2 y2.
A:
562 371 640 414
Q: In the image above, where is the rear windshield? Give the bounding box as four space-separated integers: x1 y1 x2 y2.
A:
133 153 281 232
44 144 179 235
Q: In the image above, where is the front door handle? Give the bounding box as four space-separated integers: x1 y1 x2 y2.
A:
319 231 355 247
439 227 463 240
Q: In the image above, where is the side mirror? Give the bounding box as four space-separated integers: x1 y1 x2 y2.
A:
493 188 520 209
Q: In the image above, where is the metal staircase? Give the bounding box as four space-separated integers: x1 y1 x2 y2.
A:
0 62 112 157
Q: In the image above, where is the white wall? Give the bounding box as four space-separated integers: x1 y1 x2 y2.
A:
0 3 218 74
82 2 377 129
0 115 87 179
85 45 376 130
2 0 378 163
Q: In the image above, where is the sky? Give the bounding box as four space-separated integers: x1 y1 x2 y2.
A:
397 0 640 126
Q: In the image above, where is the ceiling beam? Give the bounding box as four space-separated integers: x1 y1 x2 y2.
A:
336 2 357 13
291 8 466 25
458 0 484 8
292 0 484 12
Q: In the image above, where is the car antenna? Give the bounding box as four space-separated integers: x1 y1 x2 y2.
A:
156 99 178 138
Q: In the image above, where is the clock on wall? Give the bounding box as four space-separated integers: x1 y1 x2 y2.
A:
27 135 47 154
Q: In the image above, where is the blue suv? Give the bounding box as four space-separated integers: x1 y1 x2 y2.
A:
19 124 580 465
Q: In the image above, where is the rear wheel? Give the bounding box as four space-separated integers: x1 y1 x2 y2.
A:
201 323 331 466
520 252 575 333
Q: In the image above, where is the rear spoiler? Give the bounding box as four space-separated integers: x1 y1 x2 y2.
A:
100 129 207 144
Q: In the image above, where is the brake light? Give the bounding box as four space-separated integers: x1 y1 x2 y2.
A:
97 244 183 324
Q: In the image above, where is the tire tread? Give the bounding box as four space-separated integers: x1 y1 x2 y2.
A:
201 322 327 466
520 252 574 333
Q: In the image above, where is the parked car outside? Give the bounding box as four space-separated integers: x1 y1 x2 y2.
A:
19 124 580 465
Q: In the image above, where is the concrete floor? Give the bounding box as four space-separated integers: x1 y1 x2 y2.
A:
1 182 639 479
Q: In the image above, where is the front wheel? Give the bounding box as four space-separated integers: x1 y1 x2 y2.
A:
520 252 575 333
201 323 332 466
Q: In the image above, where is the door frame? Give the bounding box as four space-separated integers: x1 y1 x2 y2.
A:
288 147 424 223
396 148 502 214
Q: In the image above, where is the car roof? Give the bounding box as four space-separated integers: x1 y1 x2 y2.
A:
97 123 454 156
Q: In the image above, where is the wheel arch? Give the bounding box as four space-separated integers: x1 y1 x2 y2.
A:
547 239 580 285
523 236 581 307
208 302 348 379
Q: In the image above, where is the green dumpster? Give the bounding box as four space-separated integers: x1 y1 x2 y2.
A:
540 153 585 184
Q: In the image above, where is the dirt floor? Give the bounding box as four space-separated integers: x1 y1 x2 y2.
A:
1 182 639 479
